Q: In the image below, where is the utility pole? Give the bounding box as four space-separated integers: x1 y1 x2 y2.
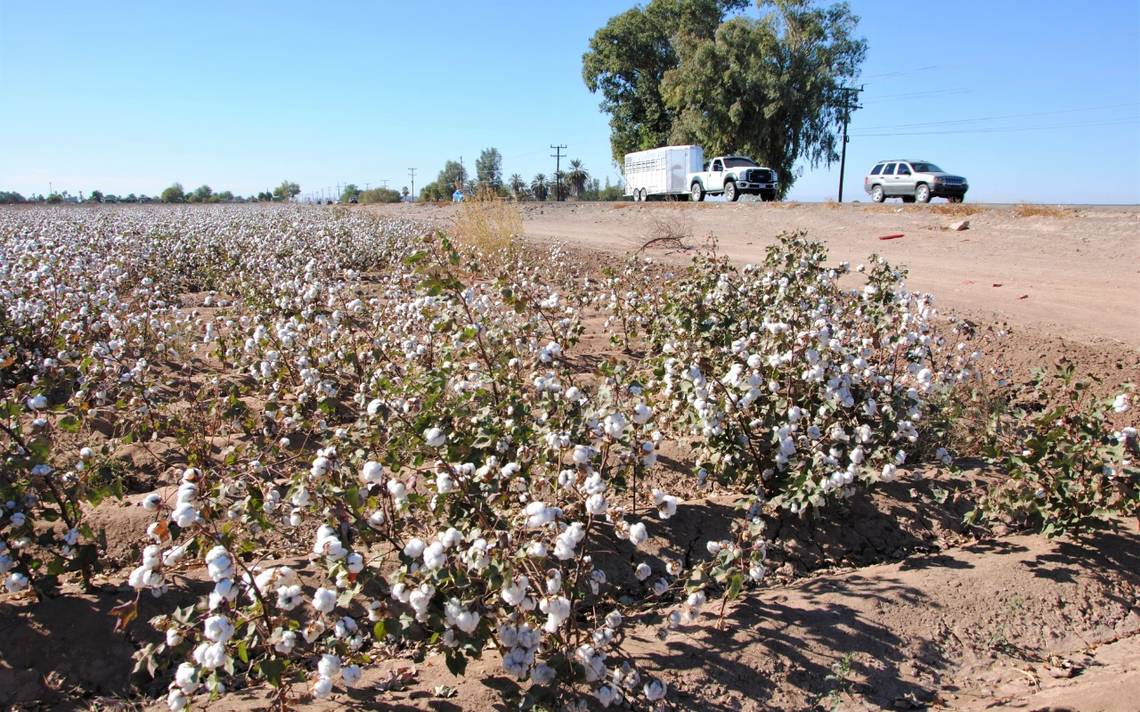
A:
408 168 417 201
550 144 566 201
836 85 863 203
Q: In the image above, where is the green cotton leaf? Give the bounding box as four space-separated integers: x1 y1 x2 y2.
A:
237 641 249 664
259 658 285 687
57 415 80 433
372 620 388 640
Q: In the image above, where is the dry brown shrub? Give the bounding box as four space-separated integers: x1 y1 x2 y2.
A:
1013 204 1076 219
452 188 523 254
930 203 983 216
639 211 694 253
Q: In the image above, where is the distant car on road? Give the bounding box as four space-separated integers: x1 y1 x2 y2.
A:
864 160 968 203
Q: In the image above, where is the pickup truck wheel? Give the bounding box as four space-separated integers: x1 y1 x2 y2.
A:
871 185 885 203
691 182 705 202
915 184 931 203
724 180 739 202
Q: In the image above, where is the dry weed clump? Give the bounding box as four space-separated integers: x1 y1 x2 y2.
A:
639 211 694 253
1013 204 1076 219
930 203 982 217
451 188 523 254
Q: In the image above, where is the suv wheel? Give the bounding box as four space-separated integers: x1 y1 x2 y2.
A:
871 185 885 203
724 180 738 202
915 183 931 203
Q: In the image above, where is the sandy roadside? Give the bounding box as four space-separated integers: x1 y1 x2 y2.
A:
369 201 1140 350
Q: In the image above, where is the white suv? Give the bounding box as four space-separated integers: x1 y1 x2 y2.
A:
864 160 968 203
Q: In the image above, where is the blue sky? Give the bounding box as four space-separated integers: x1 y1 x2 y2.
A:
1 1 1137 203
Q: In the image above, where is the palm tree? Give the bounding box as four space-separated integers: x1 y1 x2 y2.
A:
509 173 526 200
531 173 549 202
566 159 589 199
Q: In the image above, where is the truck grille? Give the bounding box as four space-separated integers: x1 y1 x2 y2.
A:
746 169 774 183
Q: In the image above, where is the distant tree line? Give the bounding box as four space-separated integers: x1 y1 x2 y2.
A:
0 180 303 205
417 149 623 203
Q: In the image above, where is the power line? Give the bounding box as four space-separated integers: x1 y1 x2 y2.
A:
550 144 566 201
852 117 1138 138
856 102 1138 132
408 168 417 201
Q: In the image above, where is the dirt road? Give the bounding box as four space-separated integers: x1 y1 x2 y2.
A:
375 201 1140 350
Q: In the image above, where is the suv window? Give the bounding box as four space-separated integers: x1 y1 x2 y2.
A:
896 163 911 176
882 163 897 175
870 164 883 176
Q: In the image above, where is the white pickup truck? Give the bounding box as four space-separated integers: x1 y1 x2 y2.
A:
623 145 778 202
688 155 779 202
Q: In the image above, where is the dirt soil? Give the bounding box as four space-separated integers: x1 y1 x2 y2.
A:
372 201 1140 351
3 202 1138 711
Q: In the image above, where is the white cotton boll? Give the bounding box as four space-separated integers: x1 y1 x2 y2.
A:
424 426 446 448
367 398 383 417
541 596 571 633
527 540 548 558
436 471 456 494
140 492 163 512
585 493 607 516
170 502 197 528
173 661 198 693
5 571 30 593
312 586 337 613
312 676 333 699
644 678 668 701
440 527 463 549
572 444 592 464
409 583 434 618
360 461 384 485
635 562 652 581
276 584 303 610
1113 394 1129 413
310 456 330 478
403 537 426 559
502 575 529 606
203 614 234 643
881 464 897 482
422 542 445 570
167 688 189 711
274 630 297 654
205 546 234 581
368 510 385 528
317 653 341 678
628 522 648 547
342 664 362 686
346 552 364 574
193 641 227 670
565 386 581 402
652 489 677 519
27 394 48 410
632 403 652 425
603 413 628 439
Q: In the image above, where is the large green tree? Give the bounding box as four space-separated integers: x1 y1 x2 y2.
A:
160 183 185 203
436 160 467 192
565 160 590 199
475 147 503 191
583 0 748 165
272 180 301 201
584 0 866 195
663 1 866 194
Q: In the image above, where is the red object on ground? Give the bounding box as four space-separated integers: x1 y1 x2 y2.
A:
879 233 905 240
1019 294 1029 300
992 283 1003 287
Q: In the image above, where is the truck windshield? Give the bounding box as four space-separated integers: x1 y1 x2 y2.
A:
724 157 758 168
909 162 943 173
